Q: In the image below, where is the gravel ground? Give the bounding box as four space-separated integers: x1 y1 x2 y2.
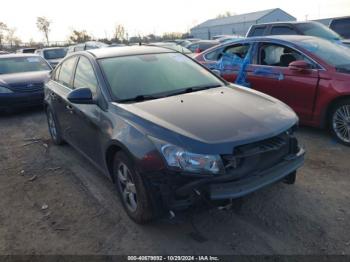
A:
0 108 349 255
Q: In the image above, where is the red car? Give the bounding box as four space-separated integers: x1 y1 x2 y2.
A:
194 35 350 146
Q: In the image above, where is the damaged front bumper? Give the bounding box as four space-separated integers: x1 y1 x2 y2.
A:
147 147 305 211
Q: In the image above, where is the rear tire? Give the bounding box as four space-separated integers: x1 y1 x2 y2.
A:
46 107 64 145
329 99 350 146
113 152 154 224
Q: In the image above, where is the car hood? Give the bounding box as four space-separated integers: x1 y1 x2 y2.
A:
0 71 51 87
117 86 298 148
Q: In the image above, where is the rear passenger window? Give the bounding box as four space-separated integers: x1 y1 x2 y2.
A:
223 44 250 59
251 27 266 36
205 48 224 60
73 56 98 93
58 57 77 87
204 44 250 61
271 26 297 35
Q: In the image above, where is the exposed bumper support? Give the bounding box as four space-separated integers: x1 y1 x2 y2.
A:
209 147 305 200
174 147 305 200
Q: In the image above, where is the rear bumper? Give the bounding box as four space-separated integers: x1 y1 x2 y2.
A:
148 147 305 211
0 92 44 110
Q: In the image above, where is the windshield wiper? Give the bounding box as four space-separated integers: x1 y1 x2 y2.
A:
162 84 222 97
117 94 163 103
116 84 222 103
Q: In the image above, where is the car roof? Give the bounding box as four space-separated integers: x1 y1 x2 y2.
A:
0 53 42 59
252 21 319 27
86 45 176 58
41 47 66 50
247 35 319 43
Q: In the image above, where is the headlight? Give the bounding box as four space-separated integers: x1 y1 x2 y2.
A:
148 135 224 175
0 86 13 94
161 144 222 174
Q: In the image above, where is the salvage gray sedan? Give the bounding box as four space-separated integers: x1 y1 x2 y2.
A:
44 46 305 223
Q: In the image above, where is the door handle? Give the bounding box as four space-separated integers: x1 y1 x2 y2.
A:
66 104 74 114
50 92 57 99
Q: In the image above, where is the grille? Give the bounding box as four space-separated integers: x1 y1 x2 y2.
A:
222 132 292 175
9 82 44 93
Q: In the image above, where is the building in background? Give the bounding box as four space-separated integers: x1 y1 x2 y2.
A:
190 8 296 39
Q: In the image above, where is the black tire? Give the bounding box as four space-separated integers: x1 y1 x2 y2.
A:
113 152 154 224
283 171 296 185
46 107 64 145
329 99 350 146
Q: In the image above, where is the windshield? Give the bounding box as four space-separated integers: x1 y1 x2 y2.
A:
43 48 67 59
295 22 342 41
299 37 350 72
99 52 223 101
0 56 51 74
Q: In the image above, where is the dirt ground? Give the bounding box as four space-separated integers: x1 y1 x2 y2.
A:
0 108 349 255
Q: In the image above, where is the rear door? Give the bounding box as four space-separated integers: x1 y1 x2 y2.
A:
247 42 320 121
201 43 251 83
219 43 252 83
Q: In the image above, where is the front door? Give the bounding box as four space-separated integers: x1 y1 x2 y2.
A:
247 42 320 121
68 55 105 166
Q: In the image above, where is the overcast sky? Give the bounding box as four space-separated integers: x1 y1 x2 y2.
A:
1 0 350 42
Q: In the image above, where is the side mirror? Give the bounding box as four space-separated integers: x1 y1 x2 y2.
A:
289 60 311 72
67 88 94 104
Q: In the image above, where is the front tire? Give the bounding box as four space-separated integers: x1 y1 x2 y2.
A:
113 152 154 224
329 99 350 146
283 171 296 184
46 107 64 145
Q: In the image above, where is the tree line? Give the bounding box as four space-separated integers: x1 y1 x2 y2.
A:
0 17 192 50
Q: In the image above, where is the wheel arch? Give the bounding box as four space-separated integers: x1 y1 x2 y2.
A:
105 141 137 183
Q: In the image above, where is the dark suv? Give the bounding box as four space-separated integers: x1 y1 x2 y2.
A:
246 21 344 43
328 17 350 47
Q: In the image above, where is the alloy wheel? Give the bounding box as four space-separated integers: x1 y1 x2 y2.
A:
333 105 350 143
117 162 138 212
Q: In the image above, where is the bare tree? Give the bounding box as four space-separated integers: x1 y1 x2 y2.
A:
0 22 8 48
162 32 182 41
6 27 18 47
69 30 91 43
113 24 126 43
216 11 234 18
36 17 51 45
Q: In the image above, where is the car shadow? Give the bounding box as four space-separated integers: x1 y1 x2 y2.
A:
0 106 44 118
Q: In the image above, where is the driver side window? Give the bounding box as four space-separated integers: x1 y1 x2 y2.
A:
257 43 315 68
73 56 98 94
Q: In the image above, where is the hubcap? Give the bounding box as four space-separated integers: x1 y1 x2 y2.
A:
47 111 57 140
333 105 350 143
117 163 137 212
